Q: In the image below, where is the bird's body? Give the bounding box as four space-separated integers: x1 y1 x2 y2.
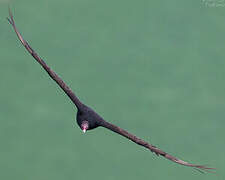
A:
7 9 214 172
77 104 102 131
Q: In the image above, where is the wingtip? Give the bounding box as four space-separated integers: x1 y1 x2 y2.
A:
192 164 216 174
165 154 215 173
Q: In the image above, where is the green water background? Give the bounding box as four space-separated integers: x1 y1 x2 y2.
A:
0 0 224 179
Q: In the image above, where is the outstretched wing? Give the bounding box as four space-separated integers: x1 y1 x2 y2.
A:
100 119 214 172
7 9 83 110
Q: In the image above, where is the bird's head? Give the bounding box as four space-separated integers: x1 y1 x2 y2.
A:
80 121 89 133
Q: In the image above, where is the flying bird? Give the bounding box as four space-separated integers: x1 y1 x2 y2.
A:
7 10 214 172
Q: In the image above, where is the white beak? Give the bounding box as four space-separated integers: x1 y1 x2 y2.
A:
82 129 86 133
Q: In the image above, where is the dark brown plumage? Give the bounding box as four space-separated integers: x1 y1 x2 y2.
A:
7 10 214 172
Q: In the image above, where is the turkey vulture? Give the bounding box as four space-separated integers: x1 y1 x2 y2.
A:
7 10 214 172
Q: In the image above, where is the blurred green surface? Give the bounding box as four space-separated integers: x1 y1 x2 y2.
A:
0 0 224 179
